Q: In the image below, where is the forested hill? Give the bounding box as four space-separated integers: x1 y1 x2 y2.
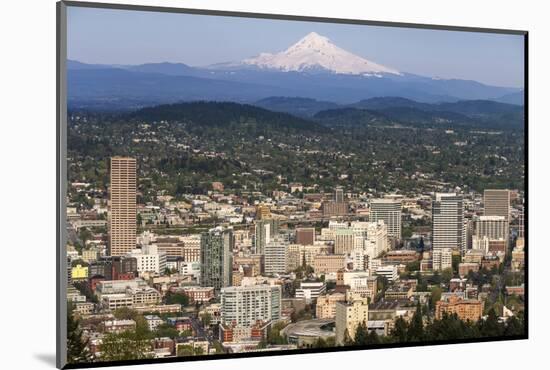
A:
129 101 328 132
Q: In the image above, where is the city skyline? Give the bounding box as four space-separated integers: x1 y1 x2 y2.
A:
63 4 526 366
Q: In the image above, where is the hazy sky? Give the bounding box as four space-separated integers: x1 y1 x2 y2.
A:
67 6 525 88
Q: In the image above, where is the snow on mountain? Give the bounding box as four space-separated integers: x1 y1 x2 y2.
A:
241 32 401 76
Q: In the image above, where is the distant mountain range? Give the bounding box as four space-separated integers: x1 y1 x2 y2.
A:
67 32 523 111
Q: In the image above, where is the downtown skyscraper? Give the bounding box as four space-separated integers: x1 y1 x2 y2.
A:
432 193 466 254
369 199 402 240
200 227 233 292
109 157 137 256
484 189 511 223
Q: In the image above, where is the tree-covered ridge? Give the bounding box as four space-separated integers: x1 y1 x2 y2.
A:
130 101 328 132
68 100 524 199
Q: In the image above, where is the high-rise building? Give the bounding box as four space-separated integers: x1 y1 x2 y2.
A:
518 210 525 238
322 201 348 217
475 215 508 240
322 186 348 217
200 227 233 292
432 193 466 254
335 298 369 345
335 186 345 203
484 189 511 223
220 284 281 326
334 229 355 254
254 219 279 255
264 237 288 275
109 157 137 256
296 227 315 245
369 199 402 240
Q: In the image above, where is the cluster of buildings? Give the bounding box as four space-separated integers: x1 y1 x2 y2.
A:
65 156 525 359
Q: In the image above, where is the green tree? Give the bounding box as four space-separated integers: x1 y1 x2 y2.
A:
441 268 453 284
312 337 327 348
392 317 408 343
430 286 442 310
267 321 288 345
154 323 179 339
100 330 152 361
200 312 212 327
365 330 380 345
407 303 424 342
452 255 461 274
353 320 368 345
177 344 204 356
164 292 189 306
112 308 150 335
67 304 92 363
478 309 504 337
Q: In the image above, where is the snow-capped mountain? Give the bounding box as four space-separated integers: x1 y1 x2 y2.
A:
240 32 401 76
67 32 522 109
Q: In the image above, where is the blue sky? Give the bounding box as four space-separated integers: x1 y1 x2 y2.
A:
67 6 524 88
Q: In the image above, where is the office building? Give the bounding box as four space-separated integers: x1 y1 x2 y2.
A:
254 219 279 255
432 193 466 254
296 227 315 246
127 244 167 274
313 254 346 274
220 284 281 326
295 281 326 302
335 298 369 345
369 199 402 240
109 157 137 256
476 215 508 241
433 248 453 271
264 237 288 275
518 210 524 238
374 265 399 282
316 292 346 319
335 186 345 203
364 221 389 259
200 227 233 292
484 189 511 223
335 229 355 254
256 204 271 220
322 201 348 217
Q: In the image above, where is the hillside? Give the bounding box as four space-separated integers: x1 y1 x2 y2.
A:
130 101 328 132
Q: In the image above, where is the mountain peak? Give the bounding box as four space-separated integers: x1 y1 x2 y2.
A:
242 32 400 76
290 32 331 49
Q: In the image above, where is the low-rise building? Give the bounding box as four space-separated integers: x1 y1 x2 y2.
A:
104 319 136 334
313 254 346 274
458 263 480 277
182 286 215 303
295 281 326 303
384 285 413 301
144 315 164 331
435 296 483 322
71 264 89 280
374 265 398 282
